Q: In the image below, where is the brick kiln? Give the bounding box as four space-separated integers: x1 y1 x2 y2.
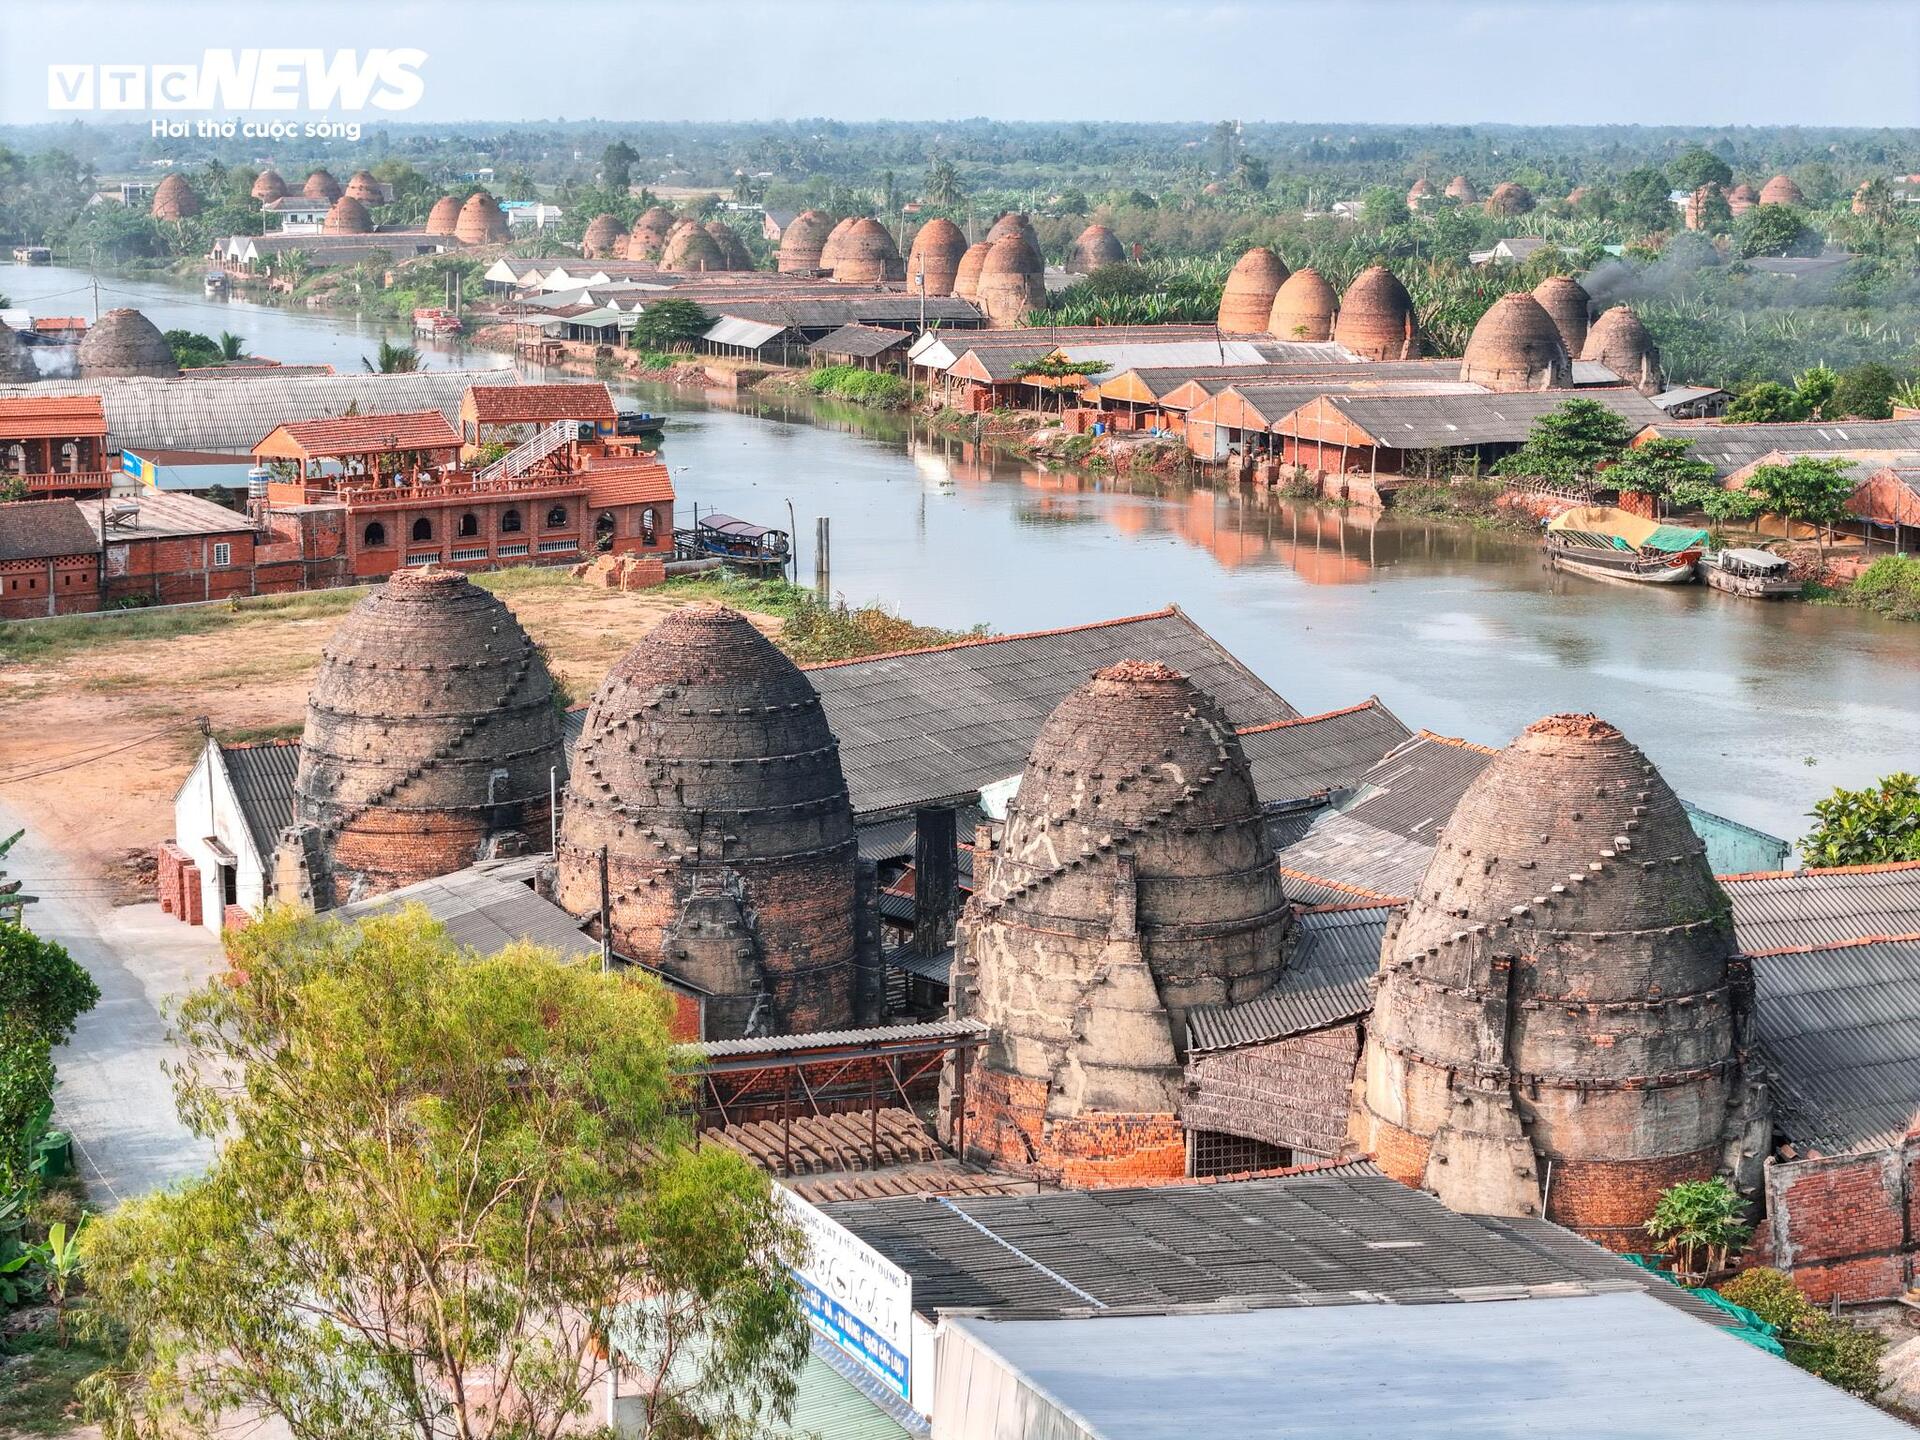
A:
1355 713 1762 1249
946 661 1292 1186
1459 292 1571 392
290 566 563 906
554 605 859 1038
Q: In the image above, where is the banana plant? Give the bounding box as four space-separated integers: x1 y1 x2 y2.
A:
29 1216 87 1345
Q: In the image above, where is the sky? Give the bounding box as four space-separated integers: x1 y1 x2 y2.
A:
2 0 1918 130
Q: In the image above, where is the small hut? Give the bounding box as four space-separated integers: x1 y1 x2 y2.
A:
1759 174 1805 207
581 213 626 260
1485 182 1535 217
1460 293 1571 391
1581 305 1662 394
303 169 343 203
1218 247 1289 333
952 241 992 302
344 170 384 205
832 218 903 284
1445 175 1479 203
1333 265 1418 361
1268 267 1337 342
251 169 288 203
1406 177 1436 211
324 196 373 235
454 191 508 245
1531 274 1591 359
976 235 1043 328
151 173 200 221
77 308 176 378
777 209 834 273
1067 223 1125 274
907 217 968 294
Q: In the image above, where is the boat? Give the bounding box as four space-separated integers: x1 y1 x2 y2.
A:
12 245 51 266
412 306 464 337
615 408 666 438
674 512 791 575
202 270 229 295
1544 506 1706 586
1702 547 1801 600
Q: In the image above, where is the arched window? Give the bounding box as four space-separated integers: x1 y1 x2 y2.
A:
641 507 657 546
500 508 522 534
595 511 617 553
363 521 387 547
458 512 479 537
545 504 569 529
411 517 433 542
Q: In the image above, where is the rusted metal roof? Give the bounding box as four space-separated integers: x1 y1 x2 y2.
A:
811 322 915 359
1273 812 1431 905
1339 730 1496 840
1296 388 1667 449
1236 699 1410 806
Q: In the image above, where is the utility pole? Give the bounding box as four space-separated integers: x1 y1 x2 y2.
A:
597 844 611 972
88 247 100 321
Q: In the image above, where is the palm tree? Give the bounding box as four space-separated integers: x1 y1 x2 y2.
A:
217 331 247 362
363 340 421 374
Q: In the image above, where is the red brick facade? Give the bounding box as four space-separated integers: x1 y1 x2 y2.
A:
1764 1145 1920 1303
156 842 203 927
1546 1147 1725 1252
0 553 101 619
963 1064 1187 1187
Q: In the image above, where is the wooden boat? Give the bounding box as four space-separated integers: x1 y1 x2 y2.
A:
615 408 665 438
11 246 50 265
1702 547 1800 600
674 512 790 574
202 271 228 295
1545 506 1705 586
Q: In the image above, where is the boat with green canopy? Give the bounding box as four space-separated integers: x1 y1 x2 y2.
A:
1545 505 1707 586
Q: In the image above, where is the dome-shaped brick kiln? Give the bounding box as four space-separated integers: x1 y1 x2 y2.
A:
777 209 834 273
1218 246 1289 333
1268 267 1337 342
1759 174 1804 206
77 308 176 378
976 234 1044 327
1333 265 1419 361
582 213 626 259
344 170 384 204
324 195 372 235
952 240 992 302
425 195 461 235
1068 223 1125 274
151 173 200 221
908 217 968 294
1532 274 1591 359
454 191 508 245
1581 305 1663 393
833 217 903 283
251 168 287 203
1460 292 1571 391
303 169 342 203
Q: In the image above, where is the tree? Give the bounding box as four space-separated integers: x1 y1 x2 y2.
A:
601 140 639 194
1801 772 1920 866
1233 153 1269 193
1645 1177 1750 1283
1829 363 1902 420
163 329 222 369
630 298 711 352
1720 1268 1888 1400
1012 355 1110 411
1492 398 1637 484
1793 364 1838 419
1747 455 1856 561
1614 166 1679 236
1360 186 1406 230
922 157 963 208
0 919 97 1188
1725 380 1810 424
1667 148 1733 192
361 340 420 374
216 331 247 363
81 907 807 1440
1606 436 1716 504
1735 204 1821 259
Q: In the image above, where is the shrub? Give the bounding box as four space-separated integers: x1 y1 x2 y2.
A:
806 364 908 408
1841 554 1920 622
1718 1267 1889 1401
1719 1266 1812 1331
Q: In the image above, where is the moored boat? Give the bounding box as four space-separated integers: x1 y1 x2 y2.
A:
1703 547 1801 600
674 512 791 574
1545 506 1706 587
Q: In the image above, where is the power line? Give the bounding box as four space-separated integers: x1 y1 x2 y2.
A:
0 722 197 786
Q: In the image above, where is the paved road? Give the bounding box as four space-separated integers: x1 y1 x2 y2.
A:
5 804 222 1204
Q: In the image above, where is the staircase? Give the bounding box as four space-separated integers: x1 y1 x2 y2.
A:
474 420 574 483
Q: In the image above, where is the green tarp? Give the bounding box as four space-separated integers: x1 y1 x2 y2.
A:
1621 1254 1787 1357
1642 523 1713 553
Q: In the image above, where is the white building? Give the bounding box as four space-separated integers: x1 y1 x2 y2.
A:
505 202 565 230
168 738 298 933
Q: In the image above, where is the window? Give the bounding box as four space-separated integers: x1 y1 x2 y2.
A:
1188 1131 1291 1180
363 521 387 547
458 512 479 538
641 507 657 545
595 511 617 553
500 508 522 534
545 505 569 529
211 542 232 567
411 517 433 542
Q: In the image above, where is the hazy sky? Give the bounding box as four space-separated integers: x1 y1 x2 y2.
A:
3 0 1918 129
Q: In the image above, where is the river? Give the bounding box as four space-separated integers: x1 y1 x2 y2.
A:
9 262 1918 844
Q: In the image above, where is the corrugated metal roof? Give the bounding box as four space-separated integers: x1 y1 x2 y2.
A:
683 1017 989 1062
829 1167 1741 1321
1645 419 1920 479
1338 731 1495 841
1750 933 1920 1153
337 856 598 961
805 608 1296 823
1307 389 1668 449
1186 905 1392 1053
938 1288 1908 1440
1274 811 1430 905
1237 700 1410 805
1724 863 1920 952
0 370 515 454
811 322 915 358
704 315 790 349
219 741 300 866
886 942 955 985
778 1349 917 1440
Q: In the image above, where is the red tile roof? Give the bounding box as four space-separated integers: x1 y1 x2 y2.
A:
0 395 108 441
582 456 674 507
255 409 460 457
466 383 616 424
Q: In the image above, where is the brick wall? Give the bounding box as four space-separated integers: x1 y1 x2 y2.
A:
0 555 100 618
1766 1146 1914 1303
1366 1115 1433 1189
1184 1025 1361 1159
156 841 203 926
1546 1146 1723 1251
962 1062 1186 1187
104 530 260 606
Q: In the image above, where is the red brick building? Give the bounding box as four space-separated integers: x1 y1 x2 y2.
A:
0 395 115 499
254 402 673 583
77 492 344 606
0 499 102 618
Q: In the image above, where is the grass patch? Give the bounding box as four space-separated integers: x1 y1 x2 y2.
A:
470 566 582 596
660 571 982 663
0 1321 114 1436
218 720 306 745
807 365 908 409
1835 553 1920 621
1392 476 1533 531
629 349 675 372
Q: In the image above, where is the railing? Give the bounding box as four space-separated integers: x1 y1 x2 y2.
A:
474 420 573 484
14 471 116 492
